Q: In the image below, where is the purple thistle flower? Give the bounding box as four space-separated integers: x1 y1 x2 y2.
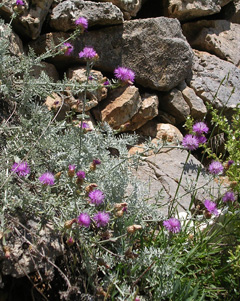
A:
76 170 86 180
222 191 235 202
93 159 101 165
78 213 91 227
16 0 25 5
182 134 199 151
11 161 30 177
103 80 110 86
208 161 224 175
227 160 234 167
204 199 219 216
79 121 90 129
39 172 55 186
163 217 181 233
114 66 135 84
62 42 74 56
79 47 98 60
196 135 207 144
93 211 110 227
68 165 76 172
75 17 88 31
192 122 209 135
89 189 105 205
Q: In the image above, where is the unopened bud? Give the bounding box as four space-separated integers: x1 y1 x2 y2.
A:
64 218 76 229
115 210 124 217
114 202 128 211
66 237 74 246
85 183 98 193
55 171 62 180
127 224 142 234
3 246 11 258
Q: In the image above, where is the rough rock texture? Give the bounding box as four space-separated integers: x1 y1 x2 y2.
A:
92 85 141 129
164 0 232 21
159 89 190 124
137 121 183 144
132 148 224 215
29 17 193 91
183 20 240 67
0 219 64 278
189 50 240 118
224 0 240 24
31 62 59 81
50 0 124 32
126 93 159 131
0 0 54 39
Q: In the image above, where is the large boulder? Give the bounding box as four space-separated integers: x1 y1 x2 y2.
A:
183 20 240 67
29 17 193 91
163 0 232 21
189 50 240 118
50 0 124 32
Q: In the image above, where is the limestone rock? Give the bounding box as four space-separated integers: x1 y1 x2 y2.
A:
29 17 193 91
183 20 240 67
223 0 240 24
179 83 207 119
159 89 190 124
45 92 71 120
0 25 24 56
189 50 240 118
126 93 159 131
50 0 124 32
0 0 54 40
164 0 232 21
137 121 183 144
92 85 141 129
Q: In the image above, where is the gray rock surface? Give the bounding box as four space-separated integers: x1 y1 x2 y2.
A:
50 0 124 32
29 17 193 91
189 50 240 118
183 20 240 67
164 0 232 21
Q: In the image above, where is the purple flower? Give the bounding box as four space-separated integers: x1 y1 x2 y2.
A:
227 160 234 167
78 213 91 227
76 170 86 180
93 159 101 165
39 172 55 186
75 17 88 31
222 191 235 202
89 189 105 205
103 80 110 86
192 122 209 135
196 135 207 144
79 47 98 60
69 165 76 172
62 42 73 56
79 121 90 129
163 217 181 233
11 161 30 177
208 161 224 175
16 0 25 5
182 134 199 151
114 66 135 84
93 211 110 227
204 199 219 216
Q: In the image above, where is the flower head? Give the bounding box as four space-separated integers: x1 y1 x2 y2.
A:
62 42 73 56
78 213 91 227
68 164 76 177
39 172 55 186
75 17 88 31
227 160 234 167
196 135 207 144
79 121 90 129
163 217 181 233
204 199 219 216
16 0 25 5
93 159 101 165
114 66 135 84
79 47 98 60
222 191 235 202
192 122 209 135
94 211 110 227
89 189 105 205
76 170 86 180
208 161 224 175
103 80 110 86
11 161 30 177
182 134 199 151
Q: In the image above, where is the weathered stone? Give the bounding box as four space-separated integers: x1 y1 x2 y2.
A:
159 89 190 124
29 17 193 91
97 0 145 19
92 85 141 129
131 148 225 215
137 121 183 144
45 92 71 120
179 83 207 119
183 20 240 67
126 93 159 131
157 110 176 125
223 0 240 24
0 0 54 40
50 0 123 32
164 0 232 21
31 62 59 81
189 50 240 118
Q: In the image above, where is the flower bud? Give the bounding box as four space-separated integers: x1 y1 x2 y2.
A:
114 202 128 211
3 246 11 258
85 183 98 193
55 171 62 180
66 237 74 246
64 218 76 229
115 210 124 217
127 224 142 234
